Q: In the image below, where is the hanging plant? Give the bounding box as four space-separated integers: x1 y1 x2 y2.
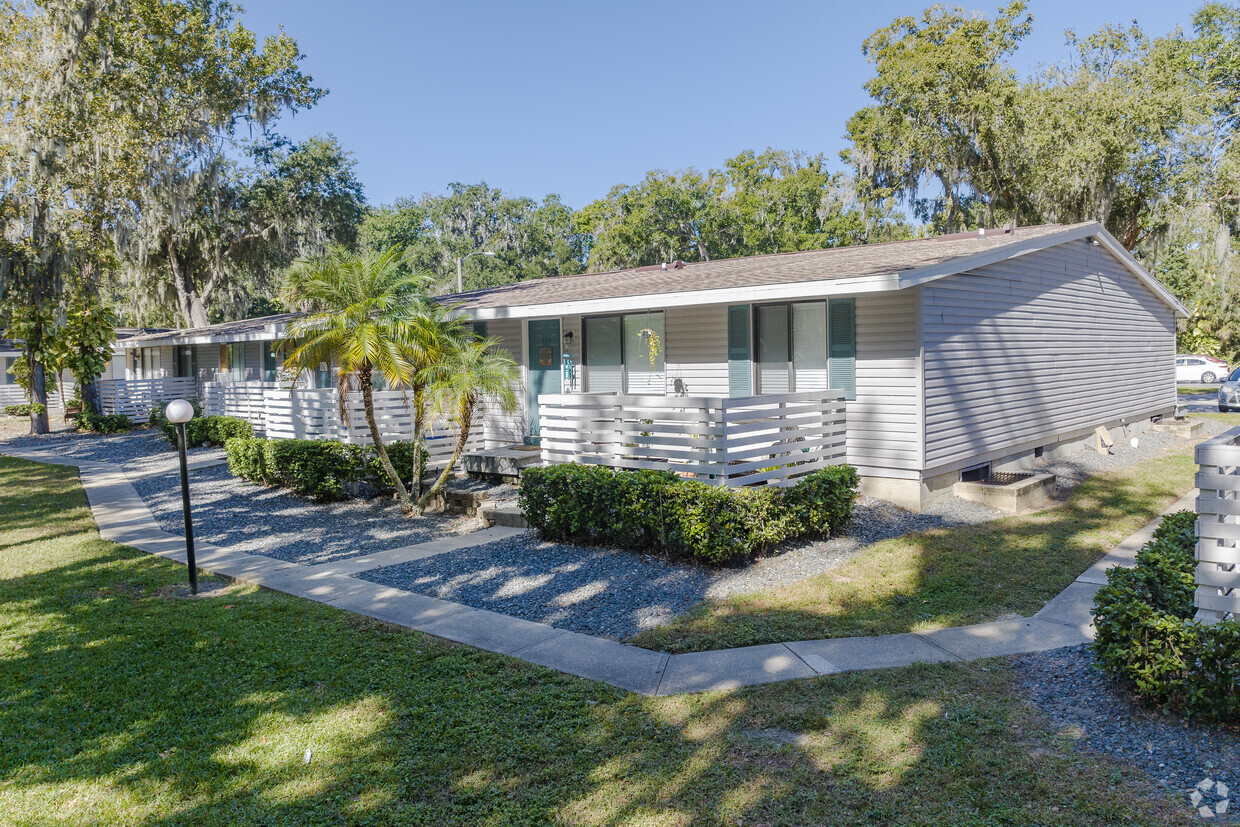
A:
638 328 661 368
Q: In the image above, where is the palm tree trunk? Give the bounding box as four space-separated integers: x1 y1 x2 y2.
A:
411 381 427 498
417 400 474 514
360 371 414 514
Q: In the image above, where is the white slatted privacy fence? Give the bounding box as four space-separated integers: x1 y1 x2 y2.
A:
1195 425 1240 622
538 390 847 488
202 382 278 431
0 385 27 408
200 382 482 465
98 377 197 421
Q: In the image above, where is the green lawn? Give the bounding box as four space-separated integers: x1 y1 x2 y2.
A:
0 456 1194 825
633 445 1200 655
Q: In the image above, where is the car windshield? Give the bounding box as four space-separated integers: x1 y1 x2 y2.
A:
1229 367 1240 382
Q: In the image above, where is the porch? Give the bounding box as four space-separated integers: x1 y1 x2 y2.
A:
98 377 197 421
535 389 847 487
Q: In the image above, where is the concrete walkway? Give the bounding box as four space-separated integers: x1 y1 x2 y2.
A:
1 444 1196 697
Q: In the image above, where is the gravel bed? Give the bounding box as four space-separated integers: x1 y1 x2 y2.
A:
359 532 713 640
1013 645 1240 821
0 427 225 476
1033 417 1232 490
133 464 478 564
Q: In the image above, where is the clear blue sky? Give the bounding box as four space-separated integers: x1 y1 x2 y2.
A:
242 0 1202 210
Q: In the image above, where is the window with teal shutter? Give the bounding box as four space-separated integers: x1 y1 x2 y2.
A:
828 298 855 400
472 321 487 341
727 305 751 397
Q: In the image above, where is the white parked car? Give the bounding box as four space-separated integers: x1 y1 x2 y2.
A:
1219 367 1240 412
1176 354 1228 384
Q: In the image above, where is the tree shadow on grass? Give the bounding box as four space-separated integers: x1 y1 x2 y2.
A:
632 459 1190 653
0 548 1190 825
0 455 1193 824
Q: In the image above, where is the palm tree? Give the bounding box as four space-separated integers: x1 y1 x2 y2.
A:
416 336 519 514
278 246 454 514
403 300 470 498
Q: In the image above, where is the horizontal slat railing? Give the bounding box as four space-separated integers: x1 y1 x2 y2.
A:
537 390 848 488
200 382 482 469
97 377 197 421
0 385 27 408
1194 425 1240 621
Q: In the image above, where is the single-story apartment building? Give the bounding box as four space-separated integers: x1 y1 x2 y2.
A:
2 333 138 411
448 221 1184 508
108 221 1185 510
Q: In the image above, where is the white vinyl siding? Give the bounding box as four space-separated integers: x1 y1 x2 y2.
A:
482 317 527 446
921 242 1177 474
193 344 218 381
846 290 922 479
244 342 262 379
667 304 730 396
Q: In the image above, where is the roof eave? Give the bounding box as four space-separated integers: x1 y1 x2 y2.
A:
118 323 291 349
461 272 904 320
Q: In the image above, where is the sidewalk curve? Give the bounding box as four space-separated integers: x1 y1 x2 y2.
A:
1 445 1196 696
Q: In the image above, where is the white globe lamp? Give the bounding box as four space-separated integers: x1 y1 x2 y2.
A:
165 398 198 593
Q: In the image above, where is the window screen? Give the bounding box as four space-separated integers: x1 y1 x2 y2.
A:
756 305 790 393
792 302 828 391
584 315 623 393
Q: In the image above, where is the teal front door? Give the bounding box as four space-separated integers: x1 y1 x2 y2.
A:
527 319 561 439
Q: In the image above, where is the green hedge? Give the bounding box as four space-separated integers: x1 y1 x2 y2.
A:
150 402 252 449
1093 510 1240 722
518 464 859 563
73 411 132 434
224 436 425 501
369 440 429 490
3 403 43 416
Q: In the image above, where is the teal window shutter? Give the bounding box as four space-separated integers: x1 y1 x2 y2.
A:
472 321 487 341
828 298 855 400
727 305 751 397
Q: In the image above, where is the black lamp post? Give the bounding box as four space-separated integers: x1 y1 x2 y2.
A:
165 398 198 595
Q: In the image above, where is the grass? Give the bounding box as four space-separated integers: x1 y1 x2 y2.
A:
1177 386 1220 395
632 446 1200 655
0 456 1197 824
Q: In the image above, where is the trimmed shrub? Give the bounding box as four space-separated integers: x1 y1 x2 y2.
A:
518 464 859 564
225 436 270 483
201 415 253 446
152 403 252 449
150 399 203 444
1093 510 1240 722
226 436 363 501
369 440 429 491
73 411 132 434
3 404 31 417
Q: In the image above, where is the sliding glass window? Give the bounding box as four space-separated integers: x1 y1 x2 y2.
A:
582 311 665 395
623 313 664 394
583 316 622 393
755 302 828 393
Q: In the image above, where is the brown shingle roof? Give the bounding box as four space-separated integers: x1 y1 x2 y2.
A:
452 223 1091 310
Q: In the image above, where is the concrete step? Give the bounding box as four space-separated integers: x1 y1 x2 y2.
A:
1151 418 1205 439
479 501 528 529
953 471 1055 514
